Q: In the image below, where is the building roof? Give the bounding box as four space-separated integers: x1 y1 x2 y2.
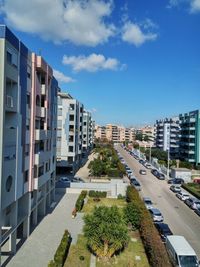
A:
167 236 196 256
172 168 191 172
58 92 73 99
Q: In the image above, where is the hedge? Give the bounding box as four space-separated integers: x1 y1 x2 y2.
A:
126 186 172 267
107 169 123 177
48 230 72 267
88 190 107 198
182 183 200 199
75 190 87 211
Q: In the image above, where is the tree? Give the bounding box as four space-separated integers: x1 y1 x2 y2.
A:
124 202 141 230
135 133 143 141
84 206 129 260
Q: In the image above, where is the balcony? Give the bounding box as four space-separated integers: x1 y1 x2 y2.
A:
5 95 17 112
41 84 46 95
41 107 46 118
35 129 51 140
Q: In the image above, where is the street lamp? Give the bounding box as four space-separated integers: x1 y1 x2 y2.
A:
167 148 170 179
149 145 152 163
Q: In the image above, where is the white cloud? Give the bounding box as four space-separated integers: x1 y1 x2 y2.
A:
190 0 200 12
122 21 158 47
62 53 122 72
167 0 200 13
53 69 76 83
0 0 115 46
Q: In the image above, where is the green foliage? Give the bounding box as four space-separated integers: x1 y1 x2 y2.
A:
84 206 129 260
75 191 87 212
88 190 107 198
182 183 200 199
117 194 125 199
89 145 126 177
179 161 193 169
126 186 172 267
48 230 71 267
135 133 143 141
124 202 142 230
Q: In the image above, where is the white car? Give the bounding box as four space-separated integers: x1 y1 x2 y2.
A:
143 197 153 209
176 191 190 201
59 177 70 183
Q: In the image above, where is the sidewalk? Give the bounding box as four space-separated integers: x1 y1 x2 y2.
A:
75 152 97 181
6 191 84 267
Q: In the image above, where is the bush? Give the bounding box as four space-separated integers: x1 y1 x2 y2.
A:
117 194 125 199
182 183 200 199
75 191 87 212
124 202 142 230
48 230 71 267
125 186 172 267
88 190 107 198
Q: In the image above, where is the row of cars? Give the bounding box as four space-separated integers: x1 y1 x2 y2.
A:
170 184 200 217
121 145 200 266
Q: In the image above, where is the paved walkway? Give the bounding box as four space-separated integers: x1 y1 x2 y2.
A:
6 191 84 267
75 152 97 181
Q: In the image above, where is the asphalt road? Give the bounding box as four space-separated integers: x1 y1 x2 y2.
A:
117 145 200 258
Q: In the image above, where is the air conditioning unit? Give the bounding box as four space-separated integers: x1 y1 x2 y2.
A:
6 95 14 108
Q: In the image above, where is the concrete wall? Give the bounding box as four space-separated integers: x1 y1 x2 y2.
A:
67 179 128 198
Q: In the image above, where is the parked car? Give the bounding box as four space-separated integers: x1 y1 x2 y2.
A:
176 191 190 201
139 159 145 164
167 178 184 185
155 223 173 242
170 185 181 193
139 169 147 175
149 208 164 222
131 180 141 191
143 197 153 209
151 169 159 177
195 206 200 216
130 177 137 184
145 163 152 169
59 177 70 183
71 176 84 183
184 197 200 210
157 172 165 180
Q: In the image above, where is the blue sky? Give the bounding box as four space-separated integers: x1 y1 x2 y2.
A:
0 0 200 126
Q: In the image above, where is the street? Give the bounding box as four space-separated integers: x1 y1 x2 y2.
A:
117 145 200 258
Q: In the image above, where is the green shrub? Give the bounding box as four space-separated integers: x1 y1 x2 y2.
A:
75 190 87 211
88 190 107 198
182 183 200 199
117 194 125 199
48 230 71 267
125 186 172 267
124 202 142 230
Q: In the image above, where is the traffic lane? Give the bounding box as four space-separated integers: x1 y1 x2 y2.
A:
118 146 200 257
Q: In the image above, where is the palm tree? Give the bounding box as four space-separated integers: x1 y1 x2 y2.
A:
84 206 129 261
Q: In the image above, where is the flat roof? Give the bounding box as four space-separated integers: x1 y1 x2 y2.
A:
167 236 196 256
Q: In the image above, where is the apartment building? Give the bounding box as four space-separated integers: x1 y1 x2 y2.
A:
56 92 85 174
82 111 94 156
0 25 58 261
179 110 200 165
95 124 135 143
137 126 155 143
154 117 180 158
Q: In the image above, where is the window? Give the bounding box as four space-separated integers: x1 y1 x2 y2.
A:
57 120 62 128
27 65 31 79
6 175 13 192
36 95 40 106
69 114 74 121
25 144 29 156
27 94 30 108
69 146 74 152
24 170 29 183
7 51 12 64
70 104 74 110
58 108 62 116
38 165 44 177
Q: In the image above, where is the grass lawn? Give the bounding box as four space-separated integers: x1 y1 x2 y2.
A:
64 235 90 267
82 197 127 213
96 231 149 267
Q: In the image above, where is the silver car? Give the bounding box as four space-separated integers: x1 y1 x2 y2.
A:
149 208 164 222
143 197 153 209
